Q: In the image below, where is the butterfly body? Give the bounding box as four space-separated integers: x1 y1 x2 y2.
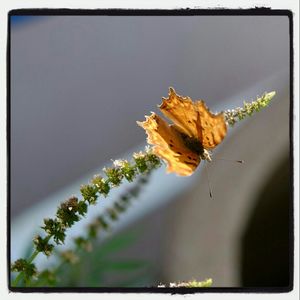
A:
177 130 204 155
137 88 227 176
175 128 212 161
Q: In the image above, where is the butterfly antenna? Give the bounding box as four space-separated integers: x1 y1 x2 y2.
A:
204 164 213 199
215 158 245 164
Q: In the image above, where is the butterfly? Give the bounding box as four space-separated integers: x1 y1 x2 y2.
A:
137 87 227 176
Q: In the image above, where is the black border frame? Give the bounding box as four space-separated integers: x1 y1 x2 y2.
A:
7 7 294 294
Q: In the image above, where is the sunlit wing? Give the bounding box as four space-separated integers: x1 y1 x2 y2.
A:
159 87 201 139
195 100 227 149
137 113 200 176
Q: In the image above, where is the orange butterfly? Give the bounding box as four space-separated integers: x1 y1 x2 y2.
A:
137 87 227 176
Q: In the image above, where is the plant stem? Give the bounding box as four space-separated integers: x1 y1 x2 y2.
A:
12 235 52 287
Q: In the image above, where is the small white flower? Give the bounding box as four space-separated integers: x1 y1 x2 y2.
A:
145 145 153 153
113 159 128 168
133 151 145 159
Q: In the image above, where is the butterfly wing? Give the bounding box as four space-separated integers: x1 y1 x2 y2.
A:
195 100 227 149
159 87 200 139
159 87 226 149
137 113 200 176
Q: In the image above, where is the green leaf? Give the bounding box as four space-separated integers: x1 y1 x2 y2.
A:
95 232 138 258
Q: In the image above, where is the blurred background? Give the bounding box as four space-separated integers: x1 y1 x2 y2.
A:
10 14 290 287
